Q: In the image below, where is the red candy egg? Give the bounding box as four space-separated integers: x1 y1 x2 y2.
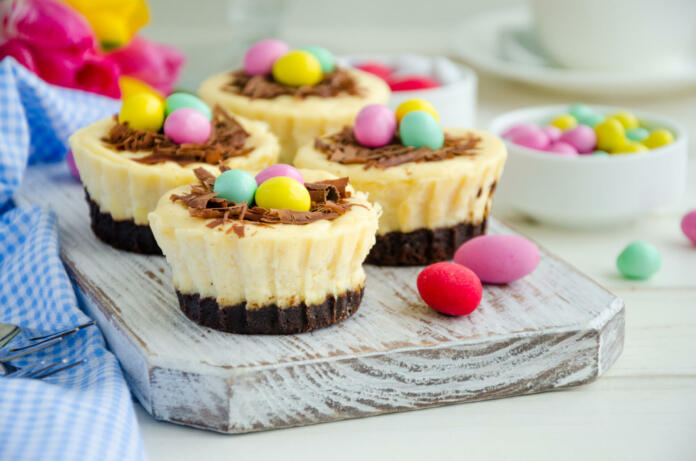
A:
388 75 440 91
355 62 393 80
417 262 482 316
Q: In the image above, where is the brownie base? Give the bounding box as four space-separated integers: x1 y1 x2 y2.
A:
177 287 364 334
366 219 487 266
85 190 162 255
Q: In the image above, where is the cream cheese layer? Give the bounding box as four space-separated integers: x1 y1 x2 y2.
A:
294 128 507 235
148 169 380 310
197 69 390 164
69 116 279 225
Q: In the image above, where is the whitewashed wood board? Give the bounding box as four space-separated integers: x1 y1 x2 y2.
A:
15 163 624 434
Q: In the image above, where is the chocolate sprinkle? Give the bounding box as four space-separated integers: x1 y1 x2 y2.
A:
103 106 253 165
223 68 362 99
170 168 354 233
314 127 482 169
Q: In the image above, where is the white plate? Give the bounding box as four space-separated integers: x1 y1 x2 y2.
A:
450 7 696 96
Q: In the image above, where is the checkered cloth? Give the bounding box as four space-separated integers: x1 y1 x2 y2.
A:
0 58 146 461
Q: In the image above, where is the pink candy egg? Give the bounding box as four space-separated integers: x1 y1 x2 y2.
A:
541 125 562 142
66 149 80 180
510 129 550 151
454 235 540 284
560 125 597 153
547 141 578 155
354 104 397 148
681 209 696 245
243 39 290 76
164 108 211 144
255 164 304 186
501 123 537 139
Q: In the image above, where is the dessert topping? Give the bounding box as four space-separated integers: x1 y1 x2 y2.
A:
165 93 212 120
164 108 211 144
255 164 304 186
119 93 165 132
353 104 397 148
225 68 360 99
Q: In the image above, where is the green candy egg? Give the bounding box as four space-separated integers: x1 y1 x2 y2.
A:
165 93 212 120
593 150 609 156
399 111 444 150
214 169 257 204
626 127 650 142
568 103 593 120
299 46 335 73
577 111 605 127
616 241 661 280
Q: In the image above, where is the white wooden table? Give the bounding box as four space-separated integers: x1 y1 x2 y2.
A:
135 22 696 458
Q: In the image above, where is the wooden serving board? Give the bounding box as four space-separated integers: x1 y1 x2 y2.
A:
16 163 625 434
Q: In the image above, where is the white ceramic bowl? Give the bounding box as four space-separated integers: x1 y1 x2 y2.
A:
340 54 478 127
489 105 688 227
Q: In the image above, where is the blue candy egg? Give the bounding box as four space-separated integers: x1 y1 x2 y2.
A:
214 169 257 204
165 93 212 120
399 111 444 150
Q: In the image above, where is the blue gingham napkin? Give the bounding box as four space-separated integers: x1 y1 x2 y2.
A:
0 58 146 461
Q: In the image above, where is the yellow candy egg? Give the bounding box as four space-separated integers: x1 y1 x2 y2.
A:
642 128 674 149
118 76 164 103
255 177 311 212
611 140 648 154
119 93 165 131
610 111 639 130
395 98 440 123
550 114 577 131
272 50 323 87
594 117 626 152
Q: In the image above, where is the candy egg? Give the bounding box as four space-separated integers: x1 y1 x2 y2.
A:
255 176 311 211
549 114 577 131
243 39 290 76
165 93 212 120
454 235 540 284
299 46 335 73
611 140 648 154
510 129 550 151
355 62 392 80
399 111 444 150
547 141 578 155
417 262 482 316
501 123 538 139
568 103 594 121
214 169 257 204
387 75 440 91
540 125 562 142
594 117 626 152
395 98 440 123
626 127 649 142
681 209 696 245
272 50 323 87
617 241 661 280
354 104 397 148
642 129 674 149
611 111 639 130
119 93 165 132
164 108 211 144
577 111 605 127
593 150 610 156
559 125 597 153
255 164 304 186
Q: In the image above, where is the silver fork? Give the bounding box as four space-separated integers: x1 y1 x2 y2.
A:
0 321 95 364
3 358 85 379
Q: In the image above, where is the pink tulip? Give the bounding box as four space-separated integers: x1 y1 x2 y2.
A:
106 37 185 95
0 40 37 73
75 53 121 98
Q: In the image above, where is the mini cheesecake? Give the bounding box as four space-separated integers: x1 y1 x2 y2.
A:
148 168 380 334
70 108 279 254
198 68 389 164
294 127 507 265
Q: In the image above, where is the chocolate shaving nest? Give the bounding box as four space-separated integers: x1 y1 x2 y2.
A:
170 168 354 236
314 127 482 169
223 68 362 99
103 106 253 165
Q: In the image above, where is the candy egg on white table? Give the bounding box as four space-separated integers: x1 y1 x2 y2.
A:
489 104 688 227
341 54 477 127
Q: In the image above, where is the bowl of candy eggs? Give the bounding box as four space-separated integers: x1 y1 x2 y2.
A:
490 104 687 227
